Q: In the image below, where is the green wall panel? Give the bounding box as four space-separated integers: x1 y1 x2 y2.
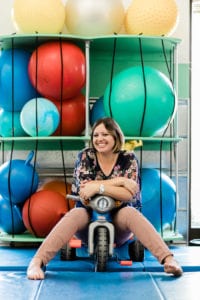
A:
178 63 190 99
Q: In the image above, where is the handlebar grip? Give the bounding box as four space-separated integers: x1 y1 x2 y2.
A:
66 194 80 201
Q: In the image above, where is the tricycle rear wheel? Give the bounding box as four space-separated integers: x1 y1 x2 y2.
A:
128 239 144 262
60 244 76 261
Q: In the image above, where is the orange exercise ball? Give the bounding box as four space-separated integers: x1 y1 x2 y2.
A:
40 180 68 197
22 190 68 237
124 0 178 36
40 180 75 210
12 0 65 34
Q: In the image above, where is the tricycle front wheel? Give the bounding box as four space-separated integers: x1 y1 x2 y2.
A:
95 227 109 271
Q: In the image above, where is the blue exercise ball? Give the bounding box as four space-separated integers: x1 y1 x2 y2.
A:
89 96 106 126
20 97 60 136
0 151 39 204
0 108 27 137
103 66 176 136
0 49 37 111
141 168 176 232
0 195 26 234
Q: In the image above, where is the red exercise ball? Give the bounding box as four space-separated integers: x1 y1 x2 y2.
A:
28 41 86 100
53 93 86 136
22 190 68 237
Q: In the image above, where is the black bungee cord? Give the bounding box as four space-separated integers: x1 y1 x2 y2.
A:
58 35 70 212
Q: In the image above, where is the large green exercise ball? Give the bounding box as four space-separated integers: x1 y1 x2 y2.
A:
103 66 176 136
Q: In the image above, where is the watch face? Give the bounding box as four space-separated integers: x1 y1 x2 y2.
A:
99 184 104 194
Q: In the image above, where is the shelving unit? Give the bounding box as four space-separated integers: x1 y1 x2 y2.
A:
0 33 182 243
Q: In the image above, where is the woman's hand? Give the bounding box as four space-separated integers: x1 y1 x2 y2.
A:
79 180 99 201
122 178 139 196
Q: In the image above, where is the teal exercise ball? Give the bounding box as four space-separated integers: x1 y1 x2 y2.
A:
141 168 176 233
89 96 106 126
0 49 37 111
0 108 27 137
103 66 176 136
20 97 60 136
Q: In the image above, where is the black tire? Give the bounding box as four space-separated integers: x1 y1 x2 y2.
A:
96 227 109 272
60 244 76 261
128 239 144 262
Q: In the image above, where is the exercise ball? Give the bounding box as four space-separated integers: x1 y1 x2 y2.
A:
0 109 27 137
12 0 65 34
124 0 178 36
53 94 86 136
40 180 75 210
103 66 176 136
28 41 86 100
0 151 39 204
65 0 125 36
40 180 68 197
141 168 176 232
22 190 68 237
90 96 106 127
0 49 37 111
0 195 26 234
20 97 60 137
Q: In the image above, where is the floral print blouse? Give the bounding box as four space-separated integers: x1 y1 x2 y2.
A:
71 147 141 209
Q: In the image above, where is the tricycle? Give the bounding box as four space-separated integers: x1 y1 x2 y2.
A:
60 194 144 271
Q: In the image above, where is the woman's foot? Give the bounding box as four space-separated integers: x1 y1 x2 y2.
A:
27 257 45 280
163 256 183 277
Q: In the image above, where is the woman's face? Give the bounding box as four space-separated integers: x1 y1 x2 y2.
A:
92 123 115 154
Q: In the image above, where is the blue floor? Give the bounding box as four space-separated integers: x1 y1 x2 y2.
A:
0 245 200 300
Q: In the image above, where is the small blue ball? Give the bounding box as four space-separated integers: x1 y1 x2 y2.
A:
90 96 106 126
20 97 60 136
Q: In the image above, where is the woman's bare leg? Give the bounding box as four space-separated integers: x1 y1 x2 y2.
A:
113 206 183 276
27 207 90 280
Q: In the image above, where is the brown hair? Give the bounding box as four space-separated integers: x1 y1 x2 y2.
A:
90 117 124 153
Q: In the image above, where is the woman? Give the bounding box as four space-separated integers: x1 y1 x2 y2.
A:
27 117 183 280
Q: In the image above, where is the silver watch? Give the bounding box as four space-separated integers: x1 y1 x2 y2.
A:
99 184 105 194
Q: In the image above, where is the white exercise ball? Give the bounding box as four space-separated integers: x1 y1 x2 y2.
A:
65 0 125 36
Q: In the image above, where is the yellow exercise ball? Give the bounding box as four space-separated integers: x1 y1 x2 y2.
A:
65 0 125 36
124 0 179 36
12 0 65 34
